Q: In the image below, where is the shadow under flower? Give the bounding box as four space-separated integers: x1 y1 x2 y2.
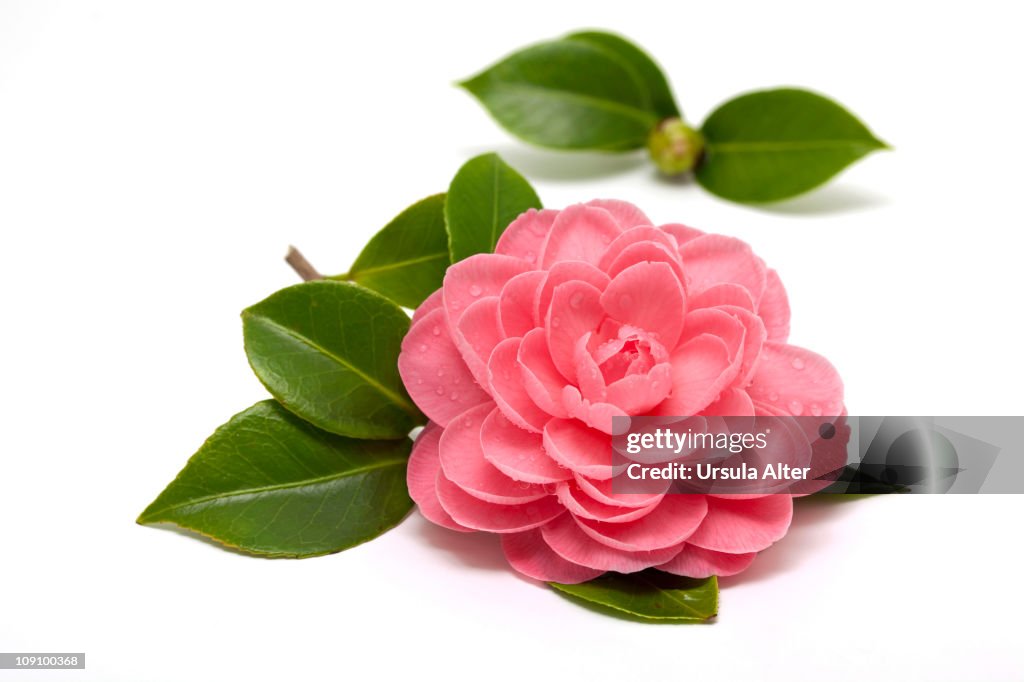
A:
718 494 871 587
410 513 510 572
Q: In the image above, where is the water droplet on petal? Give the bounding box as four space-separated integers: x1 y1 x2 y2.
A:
551 316 561 328
435 386 445 396
469 284 483 297
619 295 633 308
449 392 458 401
768 391 779 402
788 400 803 415
416 378 423 385
569 292 584 309
810 404 822 417
431 326 441 336
453 377 461 385
791 357 805 370
418 344 428 353
436 369 444 377
525 251 536 263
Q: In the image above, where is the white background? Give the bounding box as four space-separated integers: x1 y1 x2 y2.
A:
2 1 1023 680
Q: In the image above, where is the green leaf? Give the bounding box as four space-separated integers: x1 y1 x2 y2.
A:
550 571 718 623
242 280 422 439
341 193 450 308
459 39 661 151
697 88 888 203
445 153 542 262
564 30 679 119
137 400 413 557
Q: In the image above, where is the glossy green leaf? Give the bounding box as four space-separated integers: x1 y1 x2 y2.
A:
341 193 450 308
445 153 542 262
697 88 888 203
550 571 718 623
564 30 679 119
459 39 660 151
137 401 413 557
242 280 422 439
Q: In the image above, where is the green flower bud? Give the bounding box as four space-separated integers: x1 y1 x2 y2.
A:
646 118 705 176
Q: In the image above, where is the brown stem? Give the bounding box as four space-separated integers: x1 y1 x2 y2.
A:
285 245 323 281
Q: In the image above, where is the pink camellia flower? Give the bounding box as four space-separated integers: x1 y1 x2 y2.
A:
398 200 843 583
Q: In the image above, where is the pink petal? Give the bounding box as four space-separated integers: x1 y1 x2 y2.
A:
540 204 623 268
439 403 547 504
604 362 673 414
701 388 755 416
398 308 492 427
660 223 704 246
443 253 530 329
585 199 652 230
555 482 658 523
574 473 668 508
435 471 565 533
543 418 615 480
501 528 603 584
541 514 683 572
679 308 746 361
600 262 685 350
605 241 687 287
498 270 546 338
480 407 571 484
518 328 570 418
685 495 793 553
488 337 552 432
680 234 767 305
573 333 606 404
758 269 791 342
575 495 708 551
718 305 767 387
561 386 629 435
657 544 757 578
546 281 606 381
573 405 628 436
656 334 738 416
747 342 844 417
537 261 610 321
411 288 444 325
598 226 680 273
688 283 755 313
494 208 559 264
407 422 474 532
453 296 505 387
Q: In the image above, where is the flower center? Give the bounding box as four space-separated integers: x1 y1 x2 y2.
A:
590 322 668 384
